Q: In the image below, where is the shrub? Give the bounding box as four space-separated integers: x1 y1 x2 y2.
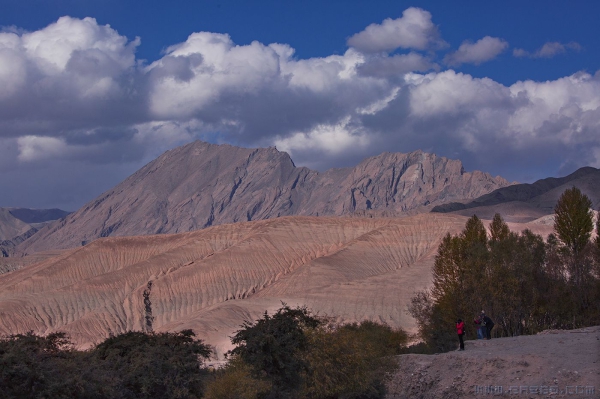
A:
203 357 271 399
300 321 406 399
229 304 321 397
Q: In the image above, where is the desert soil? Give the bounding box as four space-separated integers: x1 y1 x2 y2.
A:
386 326 600 399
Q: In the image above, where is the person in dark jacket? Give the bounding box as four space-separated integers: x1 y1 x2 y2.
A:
456 318 465 350
474 315 484 339
481 311 494 339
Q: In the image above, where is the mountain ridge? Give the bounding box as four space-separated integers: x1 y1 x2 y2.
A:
16 141 512 255
431 166 600 221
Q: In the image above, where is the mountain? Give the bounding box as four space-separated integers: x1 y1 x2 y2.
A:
16 141 511 254
0 207 71 257
431 166 600 222
0 208 31 242
7 208 71 224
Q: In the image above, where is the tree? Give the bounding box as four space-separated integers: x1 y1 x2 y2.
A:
554 187 594 293
92 330 212 399
595 207 600 262
229 304 321 397
410 215 490 351
203 358 271 399
300 321 405 399
489 213 510 242
488 226 546 336
0 330 214 399
554 187 593 267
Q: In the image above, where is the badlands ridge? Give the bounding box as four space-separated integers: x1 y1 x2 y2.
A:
0 213 553 356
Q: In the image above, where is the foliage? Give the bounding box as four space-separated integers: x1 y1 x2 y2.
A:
0 316 409 399
554 187 593 258
229 304 322 397
222 306 407 399
596 208 600 253
203 357 271 399
300 321 406 399
92 330 212 399
0 332 89 399
411 215 490 351
409 197 600 352
0 330 212 399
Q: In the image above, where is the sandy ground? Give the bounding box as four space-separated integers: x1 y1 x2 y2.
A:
386 326 600 399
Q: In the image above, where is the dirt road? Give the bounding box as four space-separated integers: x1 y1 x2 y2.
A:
386 326 600 399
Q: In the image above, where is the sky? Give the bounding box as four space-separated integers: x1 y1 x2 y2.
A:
0 0 599 211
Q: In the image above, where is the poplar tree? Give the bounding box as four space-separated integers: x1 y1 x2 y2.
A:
554 187 593 256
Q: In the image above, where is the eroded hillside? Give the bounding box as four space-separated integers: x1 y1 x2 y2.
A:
0 214 554 356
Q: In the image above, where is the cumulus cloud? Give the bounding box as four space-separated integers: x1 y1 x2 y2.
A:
444 36 508 66
0 16 143 138
1 13 599 210
513 41 582 58
145 33 393 143
347 7 446 53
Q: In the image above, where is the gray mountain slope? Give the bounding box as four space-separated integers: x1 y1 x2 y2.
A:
17 141 511 254
431 166 600 221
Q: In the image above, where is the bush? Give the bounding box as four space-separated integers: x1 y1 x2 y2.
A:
300 321 406 399
203 357 271 399
92 330 212 399
227 307 407 399
0 330 212 399
229 304 321 397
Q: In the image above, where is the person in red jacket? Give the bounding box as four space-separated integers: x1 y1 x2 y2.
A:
456 318 465 350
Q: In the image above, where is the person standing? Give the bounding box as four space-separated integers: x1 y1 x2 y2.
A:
474 316 484 339
481 311 494 339
456 318 465 350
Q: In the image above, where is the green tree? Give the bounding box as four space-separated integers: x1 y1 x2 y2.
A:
203 357 271 399
554 187 593 255
552 187 598 327
489 213 510 242
488 226 546 336
0 332 121 399
300 321 405 399
410 215 490 352
229 304 321 398
92 330 212 399
595 207 600 263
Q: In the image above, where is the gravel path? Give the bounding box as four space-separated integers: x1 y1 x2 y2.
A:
386 326 600 399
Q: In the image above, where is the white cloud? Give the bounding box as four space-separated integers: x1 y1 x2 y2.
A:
1 13 600 209
513 41 582 58
408 70 510 118
0 16 142 141
347 7 446 53
444 36 508 66
146 32 284 118
17 136 68 162
145 33 391 141
21 16 139 75
274 117 369 156
512 48 528 58
0 35 27 99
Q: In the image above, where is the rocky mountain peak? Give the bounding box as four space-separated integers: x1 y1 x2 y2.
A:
16 141 512 254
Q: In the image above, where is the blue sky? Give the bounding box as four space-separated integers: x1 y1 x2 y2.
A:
0 1 598 210
4 1 597 84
